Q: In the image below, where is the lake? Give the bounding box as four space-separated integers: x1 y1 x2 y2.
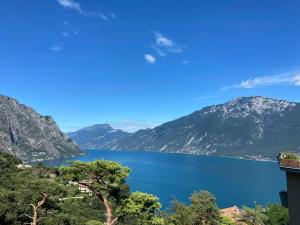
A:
43 149 286 209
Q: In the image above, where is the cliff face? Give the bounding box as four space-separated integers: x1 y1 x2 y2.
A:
0 95 82 161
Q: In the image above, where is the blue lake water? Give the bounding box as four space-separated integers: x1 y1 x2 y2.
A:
43 149 286 209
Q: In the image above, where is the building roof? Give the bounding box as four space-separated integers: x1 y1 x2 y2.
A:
220 205 241 222
278 153 300 174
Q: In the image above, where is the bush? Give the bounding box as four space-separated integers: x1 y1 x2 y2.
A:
281 152 300 160
265 204 288 225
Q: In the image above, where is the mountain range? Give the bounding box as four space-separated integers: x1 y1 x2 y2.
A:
68 124 130 148
0 95 81 161
70 96 300 160
1 95 300 161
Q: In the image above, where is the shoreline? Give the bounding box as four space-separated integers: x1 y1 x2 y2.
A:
80 148 277 163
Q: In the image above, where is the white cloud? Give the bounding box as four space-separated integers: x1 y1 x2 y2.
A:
57 0 113 21
50 44 64 52
182 60 190 64
236 73 300 89
155 32 173 48
57 0 82 13
221 73 300 90
294 74 300 86
153 31 183 54
144 54 156 64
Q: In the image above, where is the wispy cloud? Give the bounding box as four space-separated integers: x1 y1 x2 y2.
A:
152 45 167 57
145 31 184 63
144 54 156 64
182 60 190 64
63 21 81 35
57 0 81 12
152 31 183 55
50 43 64 52
57 0 115 21
223 73 300 90
61 32 69 37
194 71 300 102
64 119 163 133
110 118 163 133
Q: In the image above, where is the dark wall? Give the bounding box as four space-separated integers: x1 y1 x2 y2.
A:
287 172 300 225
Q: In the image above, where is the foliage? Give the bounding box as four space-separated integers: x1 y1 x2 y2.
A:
280 152 300 160
60 160 131 225
86 220 105 225
166 200 194 225
0 151 22 173
240 205 267 225
220 216 235 225
60 160 130 198
166 191 220 225
118 192 163 225
0 152 290 225
265 204 288 225
189 191 220 225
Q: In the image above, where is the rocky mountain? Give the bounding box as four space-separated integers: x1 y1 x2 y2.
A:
0 95 82 161
68 124 130 148
107 96 300 160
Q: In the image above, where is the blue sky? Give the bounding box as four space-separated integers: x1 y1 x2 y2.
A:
0 0 300 132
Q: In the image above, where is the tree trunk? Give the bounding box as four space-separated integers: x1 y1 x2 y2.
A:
30 205 37 225
103 196 118 225
29 193 47 225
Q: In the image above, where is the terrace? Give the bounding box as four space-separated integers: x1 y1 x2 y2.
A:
278 152 300 173
278 152 300 225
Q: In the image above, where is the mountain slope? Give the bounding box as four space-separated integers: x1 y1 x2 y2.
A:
107 97 300 159
68 124 130 148
0 95 82 161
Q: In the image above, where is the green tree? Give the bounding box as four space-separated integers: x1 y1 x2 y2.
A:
166 200 194 225
166 191 220 225
118 191 164 225
240 205 267 225
60 160 166 225
189 191 220 225
265 204 288 225
60 160 130 225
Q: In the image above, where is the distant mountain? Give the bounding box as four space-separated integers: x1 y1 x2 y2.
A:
0 95 82 161
68 124 130 149
106 96 300 160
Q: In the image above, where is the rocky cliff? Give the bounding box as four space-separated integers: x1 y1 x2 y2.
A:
0 95 82 161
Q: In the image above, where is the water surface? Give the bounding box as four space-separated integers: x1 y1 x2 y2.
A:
43 149 286 209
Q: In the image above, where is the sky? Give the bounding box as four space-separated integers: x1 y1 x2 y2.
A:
0 0 300 132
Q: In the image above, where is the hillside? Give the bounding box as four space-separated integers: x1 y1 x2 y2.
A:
106 96 300 160
68 124 130 148
0 95 82 161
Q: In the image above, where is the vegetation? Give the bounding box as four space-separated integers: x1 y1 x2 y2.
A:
166 191 220 225
280 152 300 160
0 152 289 225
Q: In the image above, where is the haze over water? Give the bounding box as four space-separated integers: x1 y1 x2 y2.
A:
44 149 285 209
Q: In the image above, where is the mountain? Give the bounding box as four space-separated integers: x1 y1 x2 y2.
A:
106 96 300 160
0 95 82 161
68 124 130 148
